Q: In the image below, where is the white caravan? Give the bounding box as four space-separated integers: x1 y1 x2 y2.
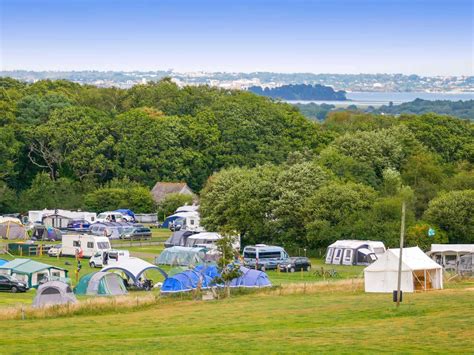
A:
61 234 111 258
325 240 386 266
27 209 97 224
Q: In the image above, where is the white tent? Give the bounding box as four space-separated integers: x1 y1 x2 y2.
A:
427 244 474 270
364 247 443 293
101 257 167 284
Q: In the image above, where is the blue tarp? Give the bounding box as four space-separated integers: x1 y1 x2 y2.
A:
162 215 181 228
0 259 8 266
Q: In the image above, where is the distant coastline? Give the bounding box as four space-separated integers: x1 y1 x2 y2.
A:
248 84 347 101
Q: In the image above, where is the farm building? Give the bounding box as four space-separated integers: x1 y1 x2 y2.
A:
32 281 77 308
75 272 128 296
364 247 443 293
0 258 68 288
325 240 386 266
0 220 28 240
151 182 196 205
427 244 474 270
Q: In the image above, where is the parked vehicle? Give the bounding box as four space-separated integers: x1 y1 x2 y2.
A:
89 250 130 268
278 257 312 272
243 244 289 271
120 227 152 240
96 211 128 223
61 235 111 258
67 219 91 232
89 222 136 239
0 274 29 292
47 244 62 257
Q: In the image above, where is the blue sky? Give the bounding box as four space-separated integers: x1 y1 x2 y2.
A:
1 0 472 75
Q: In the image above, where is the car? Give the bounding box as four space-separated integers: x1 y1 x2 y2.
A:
47 244 62 257
67 219 91 232
0 274 29 293
278 257 312 273
120 227 152 240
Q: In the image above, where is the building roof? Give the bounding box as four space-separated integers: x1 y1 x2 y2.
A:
428 244 474 254
0 258 66 274
150 182 194 203
365 247 442 272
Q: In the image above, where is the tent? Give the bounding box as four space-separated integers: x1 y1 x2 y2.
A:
164 230 196 248
161 270 213 293
0 258 68 288
195 264 220 279
0 221 28 240
364 247 443 293
325 240 386 266
155 246 206 266
101 257 167 285
229 267 272 288
458 254 474 276
75 272 128 296
31 225 62 241
32 281 77 308
427 244 474 270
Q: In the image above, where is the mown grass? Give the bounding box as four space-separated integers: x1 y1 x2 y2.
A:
1 283 473 353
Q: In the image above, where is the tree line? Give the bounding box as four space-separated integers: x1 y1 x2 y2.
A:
0 78 472 248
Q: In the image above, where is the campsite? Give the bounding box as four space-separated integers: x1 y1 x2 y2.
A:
0 224 473 353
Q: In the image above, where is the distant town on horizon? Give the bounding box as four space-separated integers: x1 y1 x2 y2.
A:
1 70 473 92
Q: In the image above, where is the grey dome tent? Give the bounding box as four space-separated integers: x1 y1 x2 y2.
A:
74 271 128 296
32 281 77 308
229 267 272 288
155 246 206 266
164 230 196 248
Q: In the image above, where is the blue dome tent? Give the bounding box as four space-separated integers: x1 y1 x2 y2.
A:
161 270 213 293
229 267 271 288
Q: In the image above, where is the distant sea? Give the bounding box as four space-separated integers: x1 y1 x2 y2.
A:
288 91 474 107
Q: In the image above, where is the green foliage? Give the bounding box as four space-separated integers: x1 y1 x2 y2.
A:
18 172 85 210
214 235 242 297
0 182 18 213
405 223 448 251
424 190 474 243
84 186 156 213
157 193 194 221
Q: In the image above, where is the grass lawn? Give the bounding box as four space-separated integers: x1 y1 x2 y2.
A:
1 283 473 353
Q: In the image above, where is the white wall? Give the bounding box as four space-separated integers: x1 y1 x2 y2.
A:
364 270 414 293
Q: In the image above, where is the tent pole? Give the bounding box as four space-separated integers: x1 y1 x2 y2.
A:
396 201 406 307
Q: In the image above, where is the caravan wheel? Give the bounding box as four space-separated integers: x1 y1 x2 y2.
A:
90 262 96 268
11 286 18 293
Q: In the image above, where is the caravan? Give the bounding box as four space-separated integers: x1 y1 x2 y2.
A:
61 235 111 258
185 232 241 251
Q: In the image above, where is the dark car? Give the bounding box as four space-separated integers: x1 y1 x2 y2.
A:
67 219 91 232
0 274 29 293
120 227 152 240
278 257 312 273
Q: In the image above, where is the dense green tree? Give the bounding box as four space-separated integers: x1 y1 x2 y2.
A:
0 182 18 213
304 182 377 247
0 126 21 181
405 223 448 251
84 186 155 213
424 190 474 243
16 93 72 125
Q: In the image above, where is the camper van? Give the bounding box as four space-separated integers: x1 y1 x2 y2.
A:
96 211 129 223
185 232 241 251
325 240 386 266
243 244 289 271
61 235 111 258
89 249 130 268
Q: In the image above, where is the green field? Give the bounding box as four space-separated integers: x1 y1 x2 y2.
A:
1 282 473 353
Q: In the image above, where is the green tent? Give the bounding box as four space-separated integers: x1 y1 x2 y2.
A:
0 258 68 288
75 271 127 296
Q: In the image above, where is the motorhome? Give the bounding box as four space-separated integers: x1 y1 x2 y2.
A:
243 244 289 271
325 240 386 266
89 250 130 268
61 235 111 258
185 232 241 251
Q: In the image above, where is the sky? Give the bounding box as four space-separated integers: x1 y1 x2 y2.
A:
0 0 472 75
